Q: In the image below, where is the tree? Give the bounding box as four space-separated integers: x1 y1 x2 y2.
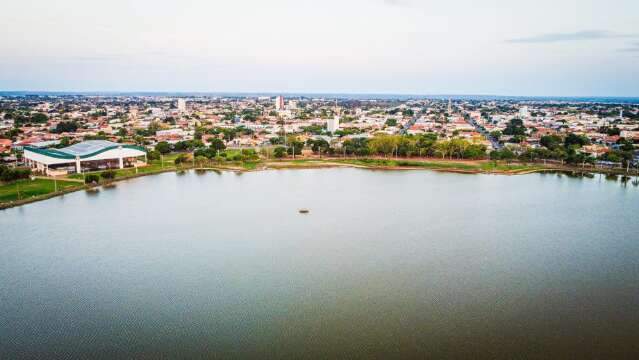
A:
564 133 590 147
368 134 399 156
511 135 526 144
287 140 304 156
385 118 398 127
59 137 70 147
53 121 78 134
174 153 191 166
147 150 161 161
273 146 287 159
503 118 526 136
307 139 330 155
155 141 171 154
463 143 488 159
30 113 48 123
100 170 117 181
540 135 562 150
618 138 635 152
85 174 100 184
396 137 417 157
416 133 438 156
209 138 226 152
433 140 449 159
342 138 370 156
489 148 516 162
0 165 31 182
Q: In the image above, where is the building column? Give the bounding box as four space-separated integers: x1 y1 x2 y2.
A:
118 146 124 169
75 156 82 173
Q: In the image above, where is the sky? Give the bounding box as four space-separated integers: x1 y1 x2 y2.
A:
0 0 638 96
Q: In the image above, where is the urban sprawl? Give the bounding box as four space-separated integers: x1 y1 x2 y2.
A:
2 95 639 182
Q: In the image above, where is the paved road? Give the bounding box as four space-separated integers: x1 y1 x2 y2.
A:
400 116 419 135
465 115 502 149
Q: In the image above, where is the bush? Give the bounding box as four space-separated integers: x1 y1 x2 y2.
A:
0 165 31 182
241 149 259 160
273 146 287 158
85 174 100 184
155 141 171 154
147 150 160 161
174 153 191 165
229 153 243 161
100 170 117 180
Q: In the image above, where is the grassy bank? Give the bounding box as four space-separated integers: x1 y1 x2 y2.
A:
2 154 632 210
0 178 84 207
273 158 545 174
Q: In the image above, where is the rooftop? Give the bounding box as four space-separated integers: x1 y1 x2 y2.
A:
24 140 145 160
58 140 120 156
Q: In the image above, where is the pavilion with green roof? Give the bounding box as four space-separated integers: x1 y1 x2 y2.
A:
24 140 147 175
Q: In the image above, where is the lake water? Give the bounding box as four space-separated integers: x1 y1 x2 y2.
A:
1 169 639 358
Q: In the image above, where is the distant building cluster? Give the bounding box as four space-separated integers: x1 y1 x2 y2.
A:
0 94 638 168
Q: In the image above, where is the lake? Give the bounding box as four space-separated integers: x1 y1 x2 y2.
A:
1 169 638 358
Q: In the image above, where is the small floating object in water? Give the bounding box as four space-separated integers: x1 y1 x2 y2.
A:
299 208 310 214
86 187 100 194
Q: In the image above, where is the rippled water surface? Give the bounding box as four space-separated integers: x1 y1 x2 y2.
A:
1 169 638 358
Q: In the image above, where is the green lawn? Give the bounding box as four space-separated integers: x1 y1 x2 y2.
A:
333 158 542 173
0 178 81 203
334 158 479 171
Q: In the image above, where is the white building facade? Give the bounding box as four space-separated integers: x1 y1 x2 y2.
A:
24 140 147 175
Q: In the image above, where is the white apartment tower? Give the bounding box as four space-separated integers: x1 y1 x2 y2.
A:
327 115 340 133
177 99 186 113
327 101 340 133
519 106 529 119
275 96 284 111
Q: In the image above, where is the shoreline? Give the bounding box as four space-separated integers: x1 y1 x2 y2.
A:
1 158 637 210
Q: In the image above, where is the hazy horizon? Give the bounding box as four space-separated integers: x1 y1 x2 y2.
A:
1 0 638 96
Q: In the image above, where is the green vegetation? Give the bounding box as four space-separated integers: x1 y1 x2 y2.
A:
84 174 100 184
503 118 526 136
331 158 542 173
273 146 287 158
0 165 31 182
52 121 78 133
100 170 117 181
363 134 486 159
68 153 183 180
0 178 80 203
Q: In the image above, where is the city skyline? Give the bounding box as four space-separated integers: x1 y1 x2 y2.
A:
1 0 638 96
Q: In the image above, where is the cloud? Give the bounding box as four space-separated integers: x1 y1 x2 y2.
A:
506 30 636 44
618 42 639 52
383 0 412 7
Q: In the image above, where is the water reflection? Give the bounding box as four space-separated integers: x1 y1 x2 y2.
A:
1 169 638 358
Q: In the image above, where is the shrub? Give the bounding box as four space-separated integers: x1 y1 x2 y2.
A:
241 149 259 160
147 150 160 161
0 165 31 182
232 154 244 162
174 153 191 165
85 174 100 184
273 146 287 158
100 170 117 180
